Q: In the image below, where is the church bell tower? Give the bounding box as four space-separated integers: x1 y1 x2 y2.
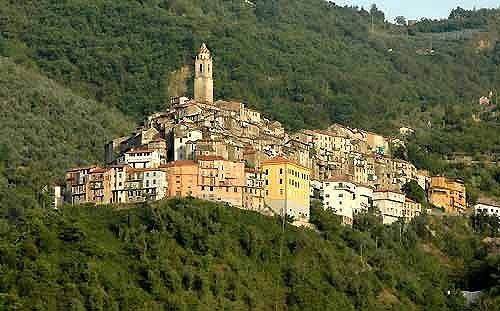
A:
194 43 213 103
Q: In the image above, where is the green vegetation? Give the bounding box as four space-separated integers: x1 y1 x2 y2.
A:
413 7 500 33
0 57 134 208
401 181 427 203
0 1 499 199
0 2 498 309
0 1 497 131
0 198 499 310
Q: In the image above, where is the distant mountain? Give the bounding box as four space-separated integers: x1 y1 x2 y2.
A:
0 57 134 208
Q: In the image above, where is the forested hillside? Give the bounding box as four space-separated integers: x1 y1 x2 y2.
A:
1 1 500 178
1 198 499 310
0 57 134 208
0 1 498 131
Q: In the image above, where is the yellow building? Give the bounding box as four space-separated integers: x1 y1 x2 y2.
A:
262 156 311 224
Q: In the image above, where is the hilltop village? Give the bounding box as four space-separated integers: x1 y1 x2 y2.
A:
62 44 468 227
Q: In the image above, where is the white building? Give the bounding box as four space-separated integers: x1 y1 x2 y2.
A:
174 127 203 161
474 198 500 217
354 184 373 215
373 190 406 225
119 149 161 168
110 164 130 204
141 168 168 201
322 176 357 225
52 185 64 208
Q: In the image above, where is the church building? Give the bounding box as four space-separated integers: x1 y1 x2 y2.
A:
194 43 214 103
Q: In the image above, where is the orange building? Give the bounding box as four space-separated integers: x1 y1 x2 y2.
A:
429 176 466 214
197 155 246 207
162 160 199 198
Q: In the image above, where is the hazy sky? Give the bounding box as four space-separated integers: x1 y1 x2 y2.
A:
335 0 499 21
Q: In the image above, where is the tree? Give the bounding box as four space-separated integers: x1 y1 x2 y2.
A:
401 180 427 203
394 16 407 26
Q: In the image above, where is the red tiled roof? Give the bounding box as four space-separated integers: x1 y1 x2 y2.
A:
405 197 416 203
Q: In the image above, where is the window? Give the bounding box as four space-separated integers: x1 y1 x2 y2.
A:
265 180 269 186
201 186 205 191
200 63 203 72
339 193 343 197
210 186 213 191
234 187 238 193
265 169 269 175
153 180 156 185
226 187 229 192
153 172 156 177
280 179 283 185
266 190 269 196
146 172 149 177
280 168 283 174
280 189 284 195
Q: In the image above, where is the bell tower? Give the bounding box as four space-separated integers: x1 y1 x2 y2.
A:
194 43 213 103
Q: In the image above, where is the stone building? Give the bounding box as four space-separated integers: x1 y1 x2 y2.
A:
197 155 246 207
243 168 266 212
373 189 406 225
194 43 213 103
429 176 466 214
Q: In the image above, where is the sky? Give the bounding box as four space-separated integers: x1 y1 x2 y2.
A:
334 0 499 21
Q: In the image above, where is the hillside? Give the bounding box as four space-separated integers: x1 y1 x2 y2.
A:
0 57 134 208
0 1 497 130
1 198 499 310
1 2 499 198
